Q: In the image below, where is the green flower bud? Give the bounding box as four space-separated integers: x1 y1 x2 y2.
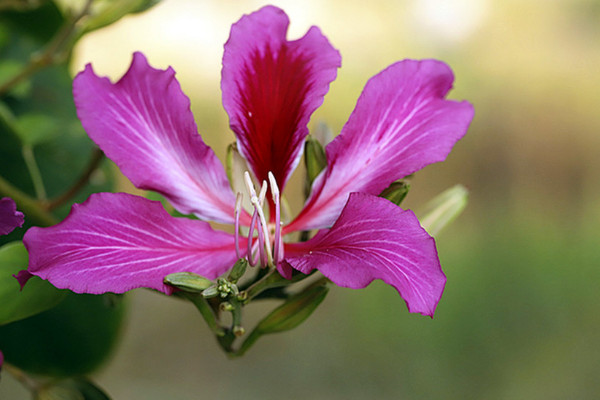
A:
227 258 248 283
163 272 213 293
418 184 469 236
304 136 327 187
379 180 410 206
201 286 219 299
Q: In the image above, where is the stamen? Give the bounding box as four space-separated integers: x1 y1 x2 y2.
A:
234 193 243 259
247 208 259 267
244 172 273 267
268 172 283 263
258 180 268 207
257 218 267 267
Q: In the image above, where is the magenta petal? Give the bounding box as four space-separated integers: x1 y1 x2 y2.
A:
74 52 237 224
287 60 474 232
13 270 34 290
222 6 341 190
23 193 243 294
276 260 293 280
284 193 445 317
0 197 24 235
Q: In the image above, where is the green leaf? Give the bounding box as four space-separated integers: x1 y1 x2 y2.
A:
0 2 64 43
0 9 117 224
0 60 32 98
0 62 117 225
15 113 61 145
0 291 126 376
0 241 67 325
36 377 111 400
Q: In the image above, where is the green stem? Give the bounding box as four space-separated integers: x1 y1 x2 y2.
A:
239 269 306 304
0 0 93 96
231 276 331 358
183 293 225 337
21 145 47 201
45 148 104 211
229 329 261 358
0 174 58 227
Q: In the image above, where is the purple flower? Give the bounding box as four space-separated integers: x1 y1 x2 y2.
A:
0 197 24 370
23 6 473 316
0 197 24 236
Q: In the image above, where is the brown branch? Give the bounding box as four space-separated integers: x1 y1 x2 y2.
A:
45 147 104 211
0 0 94 96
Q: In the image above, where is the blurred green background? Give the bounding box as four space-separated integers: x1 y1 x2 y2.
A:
2 0 599 398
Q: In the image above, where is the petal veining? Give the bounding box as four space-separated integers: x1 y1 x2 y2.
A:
74 52 239 224
23 193 243 294
286 60 474 232
221 5 341 191
284 193 446 317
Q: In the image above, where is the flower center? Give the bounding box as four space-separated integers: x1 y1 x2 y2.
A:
234 171 283 268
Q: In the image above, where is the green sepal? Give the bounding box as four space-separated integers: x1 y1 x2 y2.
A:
255 283 329 333
227 258 248 283
304 136 327 187
36 377 111 400
379 180 410 206
163 272 213 293
0 241 67 325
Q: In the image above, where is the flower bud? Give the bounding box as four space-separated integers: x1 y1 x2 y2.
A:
379 180 410 206
304 136 327 187
227 258 248 283
163 272 213 293
418 184 469 236
201 286 219 299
